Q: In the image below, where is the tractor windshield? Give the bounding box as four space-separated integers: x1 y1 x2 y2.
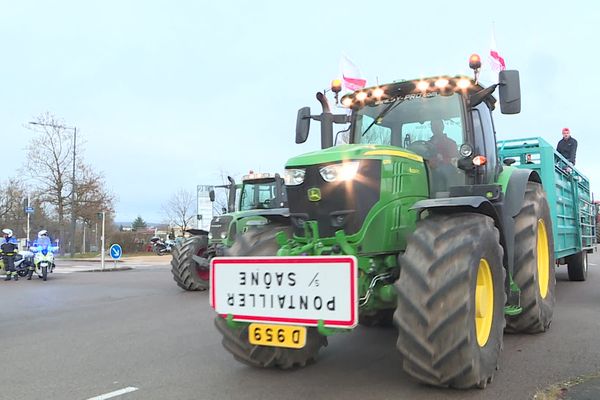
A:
239 179 280 211
351 92 464 149
350 92 466 194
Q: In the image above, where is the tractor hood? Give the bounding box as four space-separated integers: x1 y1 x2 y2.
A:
285 144 423 167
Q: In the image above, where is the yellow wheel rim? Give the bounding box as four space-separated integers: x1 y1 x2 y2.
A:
537 219 550 299
475 259 494 347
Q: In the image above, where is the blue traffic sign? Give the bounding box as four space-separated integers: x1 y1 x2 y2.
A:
109 244 123 260
25 207 34 214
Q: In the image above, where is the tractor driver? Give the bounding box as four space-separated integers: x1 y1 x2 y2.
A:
428 119 459 167
426 119 460 193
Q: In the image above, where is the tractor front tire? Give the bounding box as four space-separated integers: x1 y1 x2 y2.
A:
506 182 555 333
171 235 210 291
396 213 506 389
216 224 327 369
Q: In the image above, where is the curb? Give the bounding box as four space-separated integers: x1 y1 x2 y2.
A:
82 267 134 272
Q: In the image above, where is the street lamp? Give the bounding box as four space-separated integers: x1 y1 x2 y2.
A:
29 121 77 255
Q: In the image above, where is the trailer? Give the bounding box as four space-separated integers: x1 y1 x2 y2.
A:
498 137 595 280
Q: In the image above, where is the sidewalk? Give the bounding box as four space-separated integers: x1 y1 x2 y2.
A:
534 373 600 400
57 254 168 264
565 377 600 399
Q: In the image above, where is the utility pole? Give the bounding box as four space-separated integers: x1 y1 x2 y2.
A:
100 211 106 270
71 126 77 256
26 194 31 246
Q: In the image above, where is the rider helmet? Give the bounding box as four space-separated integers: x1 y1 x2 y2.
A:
2 228 13 238
38 230 48 238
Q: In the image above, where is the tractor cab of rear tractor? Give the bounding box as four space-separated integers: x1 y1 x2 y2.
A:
207 172 288 246
170 173 289 292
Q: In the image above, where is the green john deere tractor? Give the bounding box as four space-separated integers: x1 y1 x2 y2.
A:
170 173 288 291
212 59 556 389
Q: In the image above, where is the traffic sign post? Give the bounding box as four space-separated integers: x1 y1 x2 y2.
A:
109 244 122 269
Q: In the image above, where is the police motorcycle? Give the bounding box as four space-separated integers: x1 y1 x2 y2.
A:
0 228 32 280
0 254 32 277
14 251 35 277
150 236 175 255
29 230 58 281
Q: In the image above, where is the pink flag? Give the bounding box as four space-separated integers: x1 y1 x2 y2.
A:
488 29 506 82
340 54 366 91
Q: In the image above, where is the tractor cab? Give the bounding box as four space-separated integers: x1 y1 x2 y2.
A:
239 172 287 210
296 56 521 198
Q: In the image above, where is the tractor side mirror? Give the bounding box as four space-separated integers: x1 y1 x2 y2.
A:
296 107 311 144
498 70 521 115
209 190 215 202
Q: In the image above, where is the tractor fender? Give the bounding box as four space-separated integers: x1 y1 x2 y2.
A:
411 196 505 248
503 168 542 218
498 168 542 277
411 196 509 281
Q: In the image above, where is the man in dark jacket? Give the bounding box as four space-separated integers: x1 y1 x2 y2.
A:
1 228 19 281
557 127 578 165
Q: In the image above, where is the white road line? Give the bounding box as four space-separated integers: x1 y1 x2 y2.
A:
85 386 139 400
589 263 597 266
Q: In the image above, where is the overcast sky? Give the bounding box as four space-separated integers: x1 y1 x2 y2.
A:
1 1 598 223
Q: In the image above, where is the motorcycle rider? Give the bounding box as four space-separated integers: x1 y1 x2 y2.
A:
29 230 53 279
1 228 19 281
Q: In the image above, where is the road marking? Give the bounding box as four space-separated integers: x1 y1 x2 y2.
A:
85 386 138 400
589 263 597 266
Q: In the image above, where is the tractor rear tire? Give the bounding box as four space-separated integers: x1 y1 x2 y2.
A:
395 213 505 389
506 182 555 333
216 224 328 369
171 236 210 291
566 251 588 282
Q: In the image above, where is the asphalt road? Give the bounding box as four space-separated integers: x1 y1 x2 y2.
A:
1 253 600 400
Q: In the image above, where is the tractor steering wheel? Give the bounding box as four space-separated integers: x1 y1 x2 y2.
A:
408 140 435 159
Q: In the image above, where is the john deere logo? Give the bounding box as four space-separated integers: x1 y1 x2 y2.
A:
307 187 321 202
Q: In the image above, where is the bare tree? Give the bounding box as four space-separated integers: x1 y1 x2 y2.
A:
25 112 115 253
0 178 26 232
162 189 196 236
24 113 75 245
74 164 115 224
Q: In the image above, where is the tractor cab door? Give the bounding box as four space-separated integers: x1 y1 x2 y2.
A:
470 102 499 184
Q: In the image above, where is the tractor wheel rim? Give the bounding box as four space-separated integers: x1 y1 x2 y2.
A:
196 247 209 281
537 219 550 299
197 267 209 281
475 258 494 347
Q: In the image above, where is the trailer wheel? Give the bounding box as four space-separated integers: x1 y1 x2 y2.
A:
216 224 327 369
170 236 210 291
396 213 505 389
506 182 555 333
566 251 588 281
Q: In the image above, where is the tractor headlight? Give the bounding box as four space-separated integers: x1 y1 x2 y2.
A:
459 143 473 157
284 168 306 186
208 232 213 240
220 232 227 239
319 161 360 182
